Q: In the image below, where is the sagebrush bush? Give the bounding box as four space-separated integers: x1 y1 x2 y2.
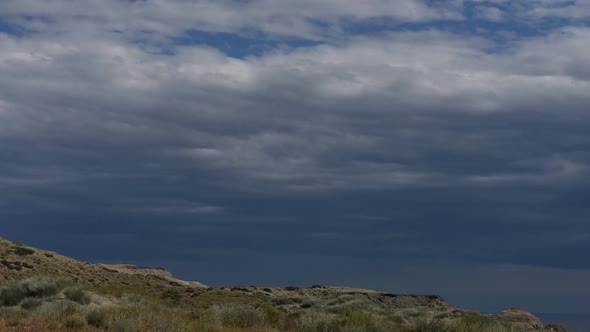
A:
12 247 35 256
64 314 87 328
26 277 68 297
19 298 43 310
36 300 82 321
260 306 285 327
0 277 69 306
301 300 315 309
0 282 27 306
63 286 91 305
86 307 110 328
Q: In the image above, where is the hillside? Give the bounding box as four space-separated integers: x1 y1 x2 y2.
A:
0 237 206 293
0 236 568 331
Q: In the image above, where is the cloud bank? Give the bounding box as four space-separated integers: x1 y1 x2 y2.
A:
1 0 589 313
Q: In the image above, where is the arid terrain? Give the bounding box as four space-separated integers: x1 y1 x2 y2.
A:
0 236 568 331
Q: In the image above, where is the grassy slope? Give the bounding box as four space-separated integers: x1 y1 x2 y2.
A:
0 237 564 331
0 237 449 311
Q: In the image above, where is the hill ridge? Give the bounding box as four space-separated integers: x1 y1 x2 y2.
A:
0 236 565 331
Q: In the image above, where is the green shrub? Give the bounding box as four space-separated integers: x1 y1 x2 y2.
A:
301 300 315 309
285 286 300 291
260 306 285 327
0 277 70 306
64 314 87 328
12 247 34 256
36 300 82 321
27 277 68 297
86 307 110 328
0 282 27 306
63 286 91 305
20 298 43 310
0 276 70 306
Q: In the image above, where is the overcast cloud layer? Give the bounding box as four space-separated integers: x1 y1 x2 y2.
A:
1 0 590 313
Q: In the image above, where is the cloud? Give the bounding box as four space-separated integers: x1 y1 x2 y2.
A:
526 0 590 20
474 6 505 21
0 0 462 40
1 0 590 313
466 0 590 24
2 24 590 194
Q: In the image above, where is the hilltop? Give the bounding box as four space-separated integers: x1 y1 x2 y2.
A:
0 236 568 331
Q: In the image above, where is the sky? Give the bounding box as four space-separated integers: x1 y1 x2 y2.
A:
1 0 590 314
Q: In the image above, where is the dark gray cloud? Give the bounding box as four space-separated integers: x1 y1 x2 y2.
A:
1 1 590 314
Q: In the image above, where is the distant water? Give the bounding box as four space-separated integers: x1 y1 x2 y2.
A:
536 313 590 332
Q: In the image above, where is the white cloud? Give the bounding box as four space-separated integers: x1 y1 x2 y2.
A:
475 6 504 21
526 0 590 20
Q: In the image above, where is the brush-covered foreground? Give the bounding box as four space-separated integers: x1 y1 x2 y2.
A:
0 277 544 332
0 237 568 332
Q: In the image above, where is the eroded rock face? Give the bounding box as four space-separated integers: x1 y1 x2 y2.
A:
494 309 544 331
